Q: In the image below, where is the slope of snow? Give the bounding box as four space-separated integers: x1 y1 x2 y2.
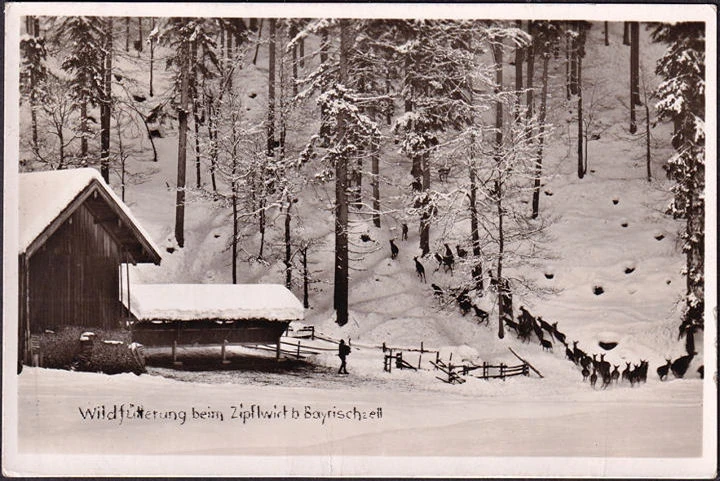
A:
124 283 304 321
7 15 716 478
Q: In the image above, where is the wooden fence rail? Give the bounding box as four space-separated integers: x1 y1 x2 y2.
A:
431 358 529 383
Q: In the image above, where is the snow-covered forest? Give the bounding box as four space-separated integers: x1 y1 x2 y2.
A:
8 6 716 476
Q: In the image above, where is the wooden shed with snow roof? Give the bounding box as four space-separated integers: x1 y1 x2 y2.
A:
124 284 304 361
18 168 161 367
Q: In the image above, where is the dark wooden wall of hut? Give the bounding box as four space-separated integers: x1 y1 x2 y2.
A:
26 203 124 333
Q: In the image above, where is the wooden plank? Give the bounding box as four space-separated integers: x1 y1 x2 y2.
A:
508 347 544 378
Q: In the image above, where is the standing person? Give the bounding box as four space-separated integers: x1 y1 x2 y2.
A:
338 339 350 374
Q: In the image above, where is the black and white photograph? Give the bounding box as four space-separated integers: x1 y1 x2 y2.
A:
2 2 717 477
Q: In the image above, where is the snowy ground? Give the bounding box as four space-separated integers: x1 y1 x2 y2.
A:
4 10 716 478
13 367 705 465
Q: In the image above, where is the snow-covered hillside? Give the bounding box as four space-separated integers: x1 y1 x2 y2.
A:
111 22 700 373
8 11 715 477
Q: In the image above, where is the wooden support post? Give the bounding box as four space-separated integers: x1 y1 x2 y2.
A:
435 352 439 366
221 340 230 365
418 352 422 370
382 342 386 352
311 326 315 340
276 340 281 360
448 363 453 383
296 340 301 359
172 340 182 367
420 341 424 353
483 361 488 379
388 349 392 373
500 363 505 380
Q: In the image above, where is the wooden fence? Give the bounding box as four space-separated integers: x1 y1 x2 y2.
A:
430 358 529 383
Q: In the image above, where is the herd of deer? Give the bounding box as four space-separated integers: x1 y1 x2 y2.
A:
389 235 704 388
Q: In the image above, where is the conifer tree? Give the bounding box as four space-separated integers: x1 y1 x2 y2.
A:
20 16 46 156
652 22 705 354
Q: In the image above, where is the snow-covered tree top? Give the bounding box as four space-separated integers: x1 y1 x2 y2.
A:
124 284 305 322
19 168 161 259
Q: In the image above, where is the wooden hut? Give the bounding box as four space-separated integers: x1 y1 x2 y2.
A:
124 284 304 362
18 168 161 367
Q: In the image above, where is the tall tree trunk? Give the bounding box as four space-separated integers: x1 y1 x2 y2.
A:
175 36 190 248
149 17 154 96
284 196 292 289
207 102 218 192
604 21 609 46
526 21 535 133
492 37 505 340
116 113 125 201
232 188 238 283
419 152 431 257
353 154 363 209
514 20 524 122
630 21 640 134
565 30 571 100
231 116 238 283
299 35 305 69
532 50 550 218
289 21 298 97
569 22 578 96
28 15 39 153
100 18 113 183
302 246 309 308
334 20 350 326
192 39 201 188
577 53 584 178
469 133 483 292
623 21 630 45
645 91 652 181
125 17 130 52
220 24 225 61
252 19 263 65
137 17 143 53
258 199 266 259
58 129 65 169
80 95 88 159
320 29 329 65
371 136 380 228
267 19 276 156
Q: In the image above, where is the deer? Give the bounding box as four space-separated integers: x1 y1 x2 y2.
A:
572 341 586 365
389 239 399 259
565 345 575 363
541 338 553 351
537 317 553 337
657 358 672 381
621 361 632 383
433 252 444 272
610 365 620 384
590 368 598 389
551 322 566 344
671 352 696 379
455 245 468 258
472 305 489 324
413 257 426 283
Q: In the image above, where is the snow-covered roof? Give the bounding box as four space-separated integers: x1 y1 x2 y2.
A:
19 168 161 262
124 284 305 322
